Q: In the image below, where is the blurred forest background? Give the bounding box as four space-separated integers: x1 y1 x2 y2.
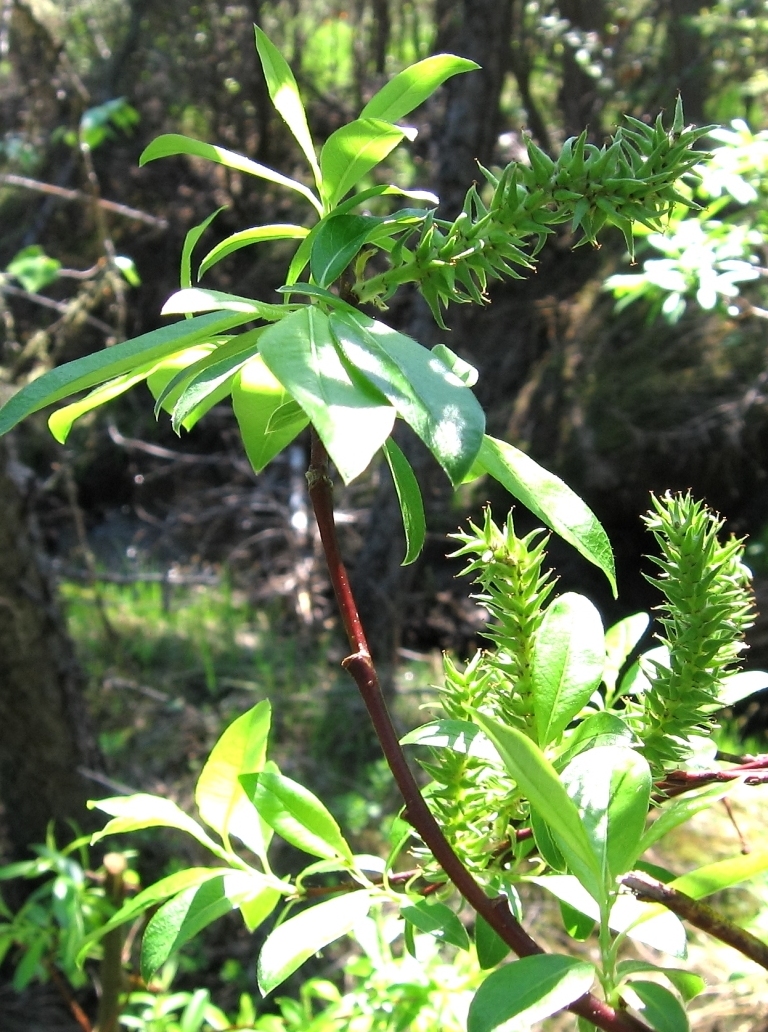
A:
2 0 768 1027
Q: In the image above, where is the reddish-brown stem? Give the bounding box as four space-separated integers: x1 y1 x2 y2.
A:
306 428 649 1032
622 871 768 970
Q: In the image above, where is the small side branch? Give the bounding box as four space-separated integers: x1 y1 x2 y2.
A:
622 871 768 971
307 428 649 1032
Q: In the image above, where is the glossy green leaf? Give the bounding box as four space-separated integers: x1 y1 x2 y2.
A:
76 868 227 962
48 360 159 443
195 702 272 862
258 307 395 483
561 746 652 881
320 119 408 209
532 591 605 747
199 224 310 278
148 344 218 415
474 914 511 969
231 353 309 474
467 954 595 1032
670 850 768 899
170 332 264 431
254 27 321 189
626 981 689 1032
556 712 636 768
181 207 226 292
431 344 479 387
140 134 322 214
310 213 382 287
240 882 283 933
252 770 354 863
0 310 252 437
277 282 359 314
530 807 567 872
382 437 426 565
329 311 484 485
400 719 499 760
400 900 470 950
141 870 260 982
470 436 617 596
161 287 289 321
637 780 741 854
257 891 372 995
617 962 705 1003
559 900 596 940
89 794 229 859
471 713 603 900
718 670 768 707
603 613 650 696
361 55 480 122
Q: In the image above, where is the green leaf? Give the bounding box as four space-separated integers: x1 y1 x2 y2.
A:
470 436 617 596
474 914 511 969
231 354 309 474
0 310 252 437
431 344 479 387
718 670 768 706
467 954 595 1032
603 613 650 696
89 794 228 859
161 287 290 321
48 360 159 443
471 713 603 900
195 702 273 862
626 981 689 1032
147 344 218 415
320 119 408 209
329 311 485 485
400 719 500 760
252 770 354 863
199 224 310 278
141 871 262 982
7 245 61 292
257 891 372 995
254 27 322 190
310 213 383 287
239 882 283 933
530 806 567 872
670 850 768 899
617 962 705 1003
637 781 741 854
382 438 425 565
556 712 636 768
181 207 226 292
559 900 596 940
76 868 228 962
258 308 395 484
532 592 605 747
140 134 323 214
170 332 264 432
361 55 480 122
560 746 652 881
400 900 470 950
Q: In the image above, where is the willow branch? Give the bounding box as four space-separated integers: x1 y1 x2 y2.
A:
307 427 650 1032
622 871 768 970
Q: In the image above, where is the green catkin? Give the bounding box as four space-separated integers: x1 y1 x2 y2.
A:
637 491 755 771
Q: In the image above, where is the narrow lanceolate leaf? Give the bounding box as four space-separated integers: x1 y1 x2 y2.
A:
140 134 323 214
670 850 768 900
258 307 395 483
625 981 689 1032
170 333 264 432
603 613 650 696
467 955 595 1032
361 55 480 122
470 713 603 901
320 119 408 209
310 213 383 287
180 206 226 291
231 354 309 474
257 891 373 995
88 795 229 859
532 592 605 748
195 702 272 861
76 868 227 962
141 870 263 982
329 311 485 485
617 962 705 1003
199 224 310 278
48 360 159 443
382 437 425 565
161 287 290 321
254 27 322 189
252 770 354 863
0 311 252 436
470 436 617 596
560 746 651 881
718 670 768 707
148 344 218 415
474 914 511 969
637 780 742 854
400 900 470 950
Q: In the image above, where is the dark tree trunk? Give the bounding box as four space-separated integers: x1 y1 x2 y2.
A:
0 439 102 860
